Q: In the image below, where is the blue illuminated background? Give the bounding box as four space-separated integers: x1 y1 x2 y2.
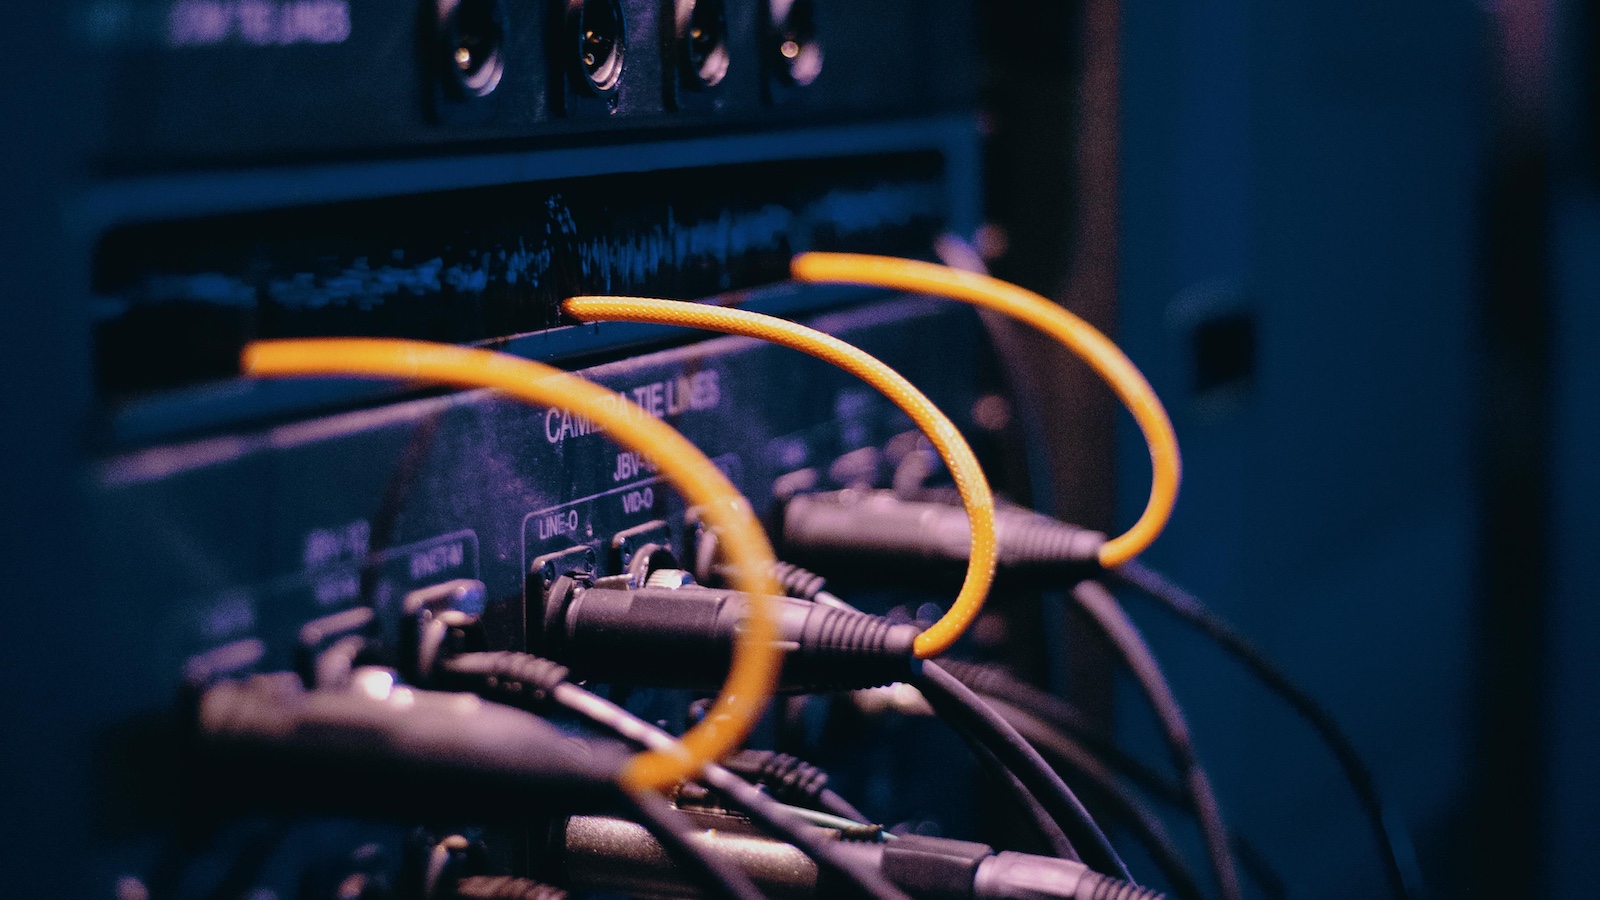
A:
1112 1 1599 896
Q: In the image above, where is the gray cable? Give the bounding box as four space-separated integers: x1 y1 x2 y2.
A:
915 660 1132 881
551 683 916 900
1070 581 1241 900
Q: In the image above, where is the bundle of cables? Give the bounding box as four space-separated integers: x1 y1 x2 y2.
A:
561 248 1421 899
220 243 1422 900
559 278 1186 879
238 333 1127 899
555 294 1128 879
763 246 1423 900
239 337 795 900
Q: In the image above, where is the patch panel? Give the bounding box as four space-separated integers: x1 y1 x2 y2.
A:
90 0 976 166
89 294 1024 897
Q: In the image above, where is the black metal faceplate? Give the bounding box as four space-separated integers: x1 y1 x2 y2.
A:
87 294 1012 897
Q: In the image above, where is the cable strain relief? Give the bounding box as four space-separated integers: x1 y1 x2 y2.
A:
770 560 829 602
438 652 571 709
741 750 831 804
1077 873 1166 900
996 510 1107 568
797 608 921 688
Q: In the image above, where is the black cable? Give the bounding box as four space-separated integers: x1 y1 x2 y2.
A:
431 651 910 900
943 661 1287 900
427 651 910 900
1071 580 1242 900
194 673 622 817
720 749 869 824
936 660 1162 784
794 486 1423 899
748 563 1081 861
698 766 905 894
750 562 1234 897
203 820 295 900
752 565 1074 857
997 702 1204 900
622 786 768 900
902 661 1282 900
914 660 1131 881
960 715 1082 860
991 698 1222 900
548 681 914 900
773 507 1374 887
718 560 1214 896
1111 560 1428 900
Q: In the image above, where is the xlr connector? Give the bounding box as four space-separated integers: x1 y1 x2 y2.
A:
536 571 921 692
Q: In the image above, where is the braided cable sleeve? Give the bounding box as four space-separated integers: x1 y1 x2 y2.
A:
790 253 1180 568
241 337 783 794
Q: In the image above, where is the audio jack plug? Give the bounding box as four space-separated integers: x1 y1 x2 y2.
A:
780 489 1105 581
535 569 924 693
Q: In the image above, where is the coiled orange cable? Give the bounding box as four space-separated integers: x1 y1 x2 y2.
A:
562 296 997 660
241 338 781 793
790 253 1181 568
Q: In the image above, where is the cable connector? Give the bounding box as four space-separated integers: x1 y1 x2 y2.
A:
883 836 990 900
771 560 832 603
975 852 1164 900
537 572 921 692
721 749 867 823
782 490 1104 575
194 672 624 817
403 579 490 681
559 814 1163 900
435 651 572 709
722 750 829 806
693 528 854 611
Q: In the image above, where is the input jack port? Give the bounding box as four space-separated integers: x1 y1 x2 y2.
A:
768 0 821 87
568 0 628 96
676 0 730 90
436 0 506 99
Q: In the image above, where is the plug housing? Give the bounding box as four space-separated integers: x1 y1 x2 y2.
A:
537 573 920 692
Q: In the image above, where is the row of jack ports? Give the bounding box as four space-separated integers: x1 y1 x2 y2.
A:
434 0 821 109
